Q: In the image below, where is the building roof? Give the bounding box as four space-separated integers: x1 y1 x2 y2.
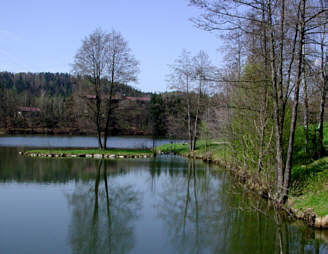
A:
125 96 151 102
17 106 41 112
85 95 151 102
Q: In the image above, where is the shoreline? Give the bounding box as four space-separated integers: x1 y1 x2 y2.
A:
0 128 152 136
157 143 328 230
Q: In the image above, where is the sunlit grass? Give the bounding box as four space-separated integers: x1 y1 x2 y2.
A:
156 140 229 160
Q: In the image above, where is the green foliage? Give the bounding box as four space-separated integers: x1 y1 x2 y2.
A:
199 121 210 152
228 62 275 172
0 71 147 98
150 94 167 137
291 123 328 166
292 124 319 166
291 123 328 189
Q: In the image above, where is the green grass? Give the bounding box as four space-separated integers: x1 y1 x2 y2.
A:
25 148 152 156
290 157 328 217
288 123 328 217
156 140 229 161
156 142 189 155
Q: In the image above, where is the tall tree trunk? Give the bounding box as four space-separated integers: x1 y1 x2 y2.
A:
318 21 327 158
318 84 326 157
186 76 193 152
258 2 269 173
302 45 309 163
104 81 114 150
95 77 103 149
280 0 306 204
268 0 284 195
192 79 202 151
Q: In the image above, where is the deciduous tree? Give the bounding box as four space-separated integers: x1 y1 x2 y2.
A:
72 28 139 149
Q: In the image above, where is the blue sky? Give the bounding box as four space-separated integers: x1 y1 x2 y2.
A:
0 0 223 92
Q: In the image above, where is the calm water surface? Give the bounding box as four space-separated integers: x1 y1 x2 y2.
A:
0 137 328 253
0 135 180 148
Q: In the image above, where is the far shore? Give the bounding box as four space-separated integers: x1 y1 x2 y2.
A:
0 127 153 136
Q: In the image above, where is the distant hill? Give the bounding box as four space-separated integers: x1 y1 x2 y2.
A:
0 71 150 97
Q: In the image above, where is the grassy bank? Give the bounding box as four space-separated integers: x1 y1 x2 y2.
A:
290 157 328 217
156 140 229 161
288 123 328 221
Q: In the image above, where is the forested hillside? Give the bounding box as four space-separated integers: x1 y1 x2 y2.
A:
0 72 154 135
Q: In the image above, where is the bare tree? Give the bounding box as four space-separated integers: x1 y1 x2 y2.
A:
191 51 217 150
72 28 109 149
167 50 194 151
103 30 139 149
72 28 139 150
167 50 216 152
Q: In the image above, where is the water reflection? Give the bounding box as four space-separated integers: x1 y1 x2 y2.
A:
155 159 328 254
0 135 182 149
67 160 142 254
0 147 148 183
1 147 328 254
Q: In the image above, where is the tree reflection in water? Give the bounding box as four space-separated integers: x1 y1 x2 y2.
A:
156 159 328 254
67 160 141 254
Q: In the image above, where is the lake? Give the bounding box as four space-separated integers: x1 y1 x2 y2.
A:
0 135 181 149
0 136 327 253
